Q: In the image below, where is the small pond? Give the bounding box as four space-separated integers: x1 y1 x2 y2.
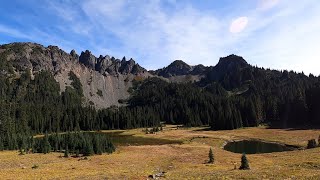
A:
223 140 298 154
102 132 182 146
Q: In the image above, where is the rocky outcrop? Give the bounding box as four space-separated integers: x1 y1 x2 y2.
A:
0 42 151 109
70 49 79 60
79 51 147 76
95 55 112 74
79 50 96 69
119 58 146 74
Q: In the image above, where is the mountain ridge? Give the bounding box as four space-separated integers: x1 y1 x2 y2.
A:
0 42 317 110
0 42 254 73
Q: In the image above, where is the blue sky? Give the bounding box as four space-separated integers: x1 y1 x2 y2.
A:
0 0 320 75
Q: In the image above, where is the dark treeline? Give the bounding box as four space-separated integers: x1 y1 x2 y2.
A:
0 130 115 156
33 132 115 155
127 77 256 129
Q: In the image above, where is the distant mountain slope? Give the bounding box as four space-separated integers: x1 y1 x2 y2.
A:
0 42 151 108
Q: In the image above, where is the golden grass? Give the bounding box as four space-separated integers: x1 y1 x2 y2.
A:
1 126 320 179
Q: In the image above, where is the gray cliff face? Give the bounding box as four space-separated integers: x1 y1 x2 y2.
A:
0 42 151 109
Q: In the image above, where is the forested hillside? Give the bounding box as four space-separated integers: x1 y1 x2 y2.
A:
128 63 320 129
1 42 320 151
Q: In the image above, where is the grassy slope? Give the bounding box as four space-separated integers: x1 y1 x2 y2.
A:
1 126 320 179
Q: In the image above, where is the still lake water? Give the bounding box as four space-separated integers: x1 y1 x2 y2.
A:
102 132 182 146
224 140 297 154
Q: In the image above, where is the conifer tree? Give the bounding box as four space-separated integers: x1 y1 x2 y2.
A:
83 140 94 156
239 153 250 170
0 137 4 151
42 131 51 154
64 147 69 158
75 149 80 157
208 147 214 164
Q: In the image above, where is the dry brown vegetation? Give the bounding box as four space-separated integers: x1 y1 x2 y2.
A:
1 126 320 179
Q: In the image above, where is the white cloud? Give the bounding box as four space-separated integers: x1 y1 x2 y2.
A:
78 1 228 68
82 0 126 22
258 0 280 11
0 24 31 39
229 17 249 33
240 0 320 75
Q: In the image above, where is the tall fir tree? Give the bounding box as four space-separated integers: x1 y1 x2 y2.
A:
42 131 51 154
208 147 214 164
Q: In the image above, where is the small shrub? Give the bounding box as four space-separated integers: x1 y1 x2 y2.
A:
124 77 130 82
97 89 103 97
64 148 69 158
19 148 25 155
78 157 89 161
146 126 162 134
307 139 317 149
32 164 39 169
89 101 94 106
118 99 126 104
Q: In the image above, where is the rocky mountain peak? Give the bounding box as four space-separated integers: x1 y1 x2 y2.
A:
79 50 96 69
170 60 190 67
206 54 252 89
121 56 127 63
70 49 79 60
216 54 248 69
154 60 208 78
155 60 191 78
